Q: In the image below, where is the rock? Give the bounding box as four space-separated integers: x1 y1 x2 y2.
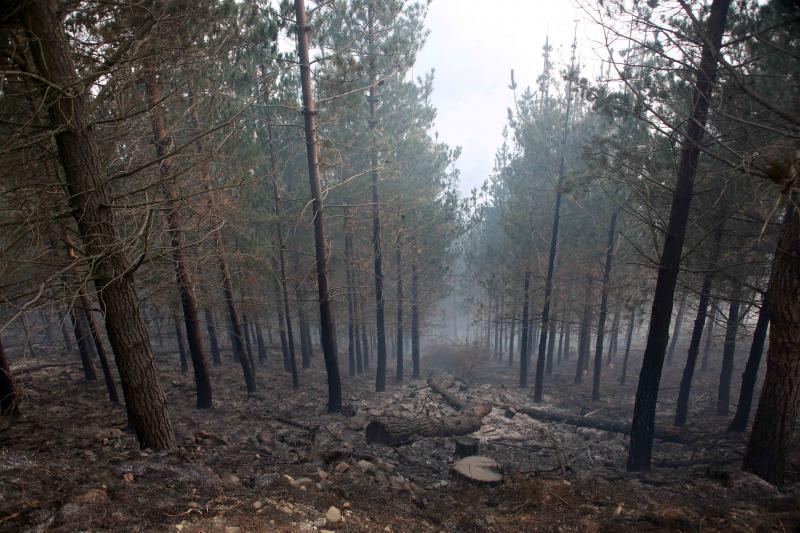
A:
355 459 377 475
503 407 516 418
227 474 240 485
122 472 134 483
325 506 342 524
334 462 350 474
253 501 263 511
342 502 352 509
281 474 295 485
313 517 327 527
225 527 240 533
320 530 335 533
317 469 328 480
73 487 108 504
293 477 314 489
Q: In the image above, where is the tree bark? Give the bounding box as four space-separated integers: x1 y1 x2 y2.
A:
411 244 420 378
627 0 730 471
22 0 176 449
519 271 531 388
174 315 188 373
344 212 357 377
701 303 717 372
79 291 119 404
675 222 724 426
728 294 769 432
666 294 688 366
0 338 19 418
716 283 741 416
395 226 404 383
366 411 488 446
204 308 222 366
367 1 389 393
145 69 212 409
70 306 97 381
295 0 342 411
575 277 593 385
620 306 636 385
593 210 619 401
743 204 800 483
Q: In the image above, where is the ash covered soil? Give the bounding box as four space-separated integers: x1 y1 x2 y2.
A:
2 343 799 532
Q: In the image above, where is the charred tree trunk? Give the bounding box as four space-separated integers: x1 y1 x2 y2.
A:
295 0 342 411
701 303 717 372
395 226 404 383
519 271 531 388
242 314 255 368
716 283 741 416
0 338 20 418
675 222 724 426
508 298 516 367
255 321 267 364
666 294 687 366
411 245 420 379
345 213 357 377
174 315 188 373
79 292 119 404
627 0 730 471
145 70 212 409
367 2 388 393
204 309 222 366
23 0 176 449
620 306 636 385
59 311 73 355
575 278 592 385
728 294 769 432
743 204 800 483
546 304 557 376
265 117 299 380
607 302 621 366
70 307 97 381
593 210 619 401
275 277 299 388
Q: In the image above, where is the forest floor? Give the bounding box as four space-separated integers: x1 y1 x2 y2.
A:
2 341 799 532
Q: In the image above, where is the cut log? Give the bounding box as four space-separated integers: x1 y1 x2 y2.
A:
366 412 485 446
452 455 502 484
512 405 684 443
428 377 469 410
454 436 479 458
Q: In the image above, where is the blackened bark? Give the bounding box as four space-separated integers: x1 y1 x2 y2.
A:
666 294 687 366
70 307 97 381
701 303 717 372
145 70 212 409
59 311 73 355
607 302 621 366
716 284 741 416
395 227 404 383
204 309 222 366
627 0 730 471
519 271 531 388
728 295 769 432
242 314 255 368
575 278 592 385
557 322 565 366
255 321 267 364
367 2 388 393
0 338 19 417
345 214 357 377
743 205 800 483
508 299 516 366
295 0 342 411
411 247 420 378
265 118 299 379
621 306 636 385
174 315 188 373
593 210 619 401
79 292 119 404
546 306 557 376
675 222 724 426
275 276 299 388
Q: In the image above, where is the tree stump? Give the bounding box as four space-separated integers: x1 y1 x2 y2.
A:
454 436 479 458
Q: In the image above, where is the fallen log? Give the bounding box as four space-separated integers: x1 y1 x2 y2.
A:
428 377 469 410
512 405 685 443
11 363 76 376
366 407 490 446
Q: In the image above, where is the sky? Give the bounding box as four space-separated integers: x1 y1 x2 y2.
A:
414 0 604 196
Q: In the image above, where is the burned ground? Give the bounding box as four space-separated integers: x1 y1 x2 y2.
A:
1 342 799 532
